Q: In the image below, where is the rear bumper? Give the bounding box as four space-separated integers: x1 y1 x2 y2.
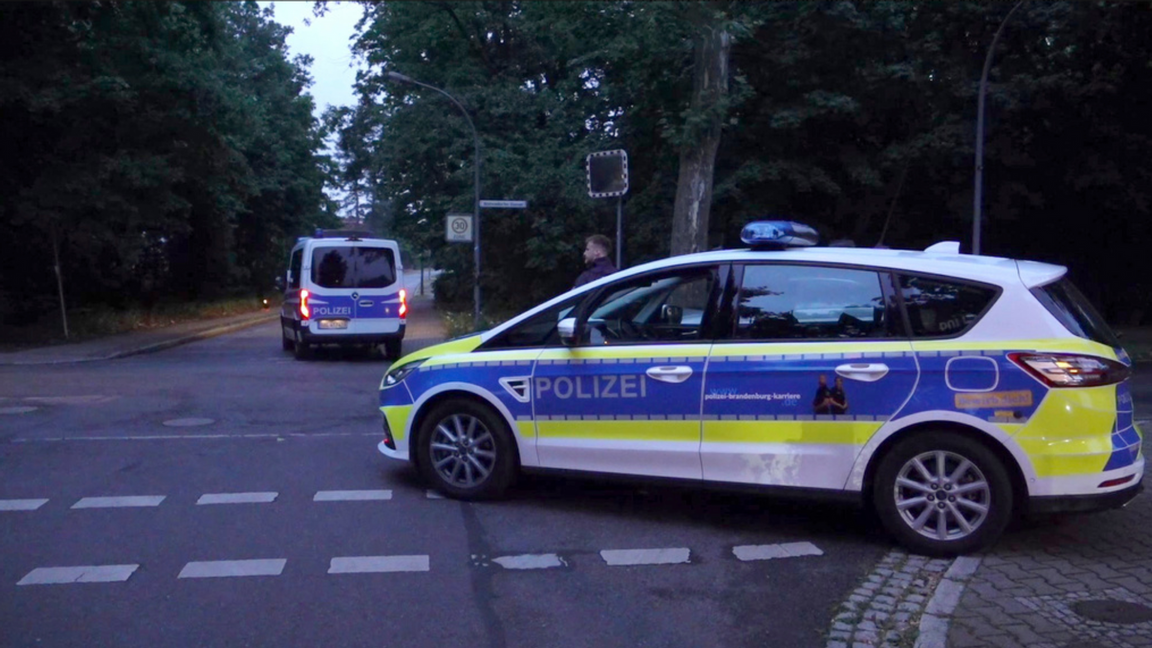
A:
1028 480 1143 515
295 322 405 345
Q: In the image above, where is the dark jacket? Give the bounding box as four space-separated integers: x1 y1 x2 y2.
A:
574 256 617 288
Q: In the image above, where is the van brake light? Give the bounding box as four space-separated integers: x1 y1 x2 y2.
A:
1008 353 1129 388
300 289 311 320
399 289 408 319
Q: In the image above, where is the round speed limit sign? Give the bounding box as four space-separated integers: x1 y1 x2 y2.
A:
445 214 472 243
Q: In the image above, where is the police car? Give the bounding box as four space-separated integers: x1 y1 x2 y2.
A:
377 221 1142 555
281 229 407 360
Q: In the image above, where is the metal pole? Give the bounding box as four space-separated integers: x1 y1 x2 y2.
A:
51 226 69 340
384 72 482 328
973 0 1024 256
615 196 623 269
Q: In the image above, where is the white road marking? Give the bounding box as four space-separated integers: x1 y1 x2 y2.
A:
72 495 165 509
24 395 117 405
313 490 393 502
732 542 824 561
18 564 139 585
600 548 691 566
163 418 215 427
197 492 278 505
12 432 380 442
328 555 429 574
1 406 39 414
178 559 287 579
492 554 566 570
0 498 49 511
425 490 445 499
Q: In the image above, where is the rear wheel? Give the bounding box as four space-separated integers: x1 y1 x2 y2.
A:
384 338 403 360
415 399 517 500
281 325 294 351
873 431 1013 556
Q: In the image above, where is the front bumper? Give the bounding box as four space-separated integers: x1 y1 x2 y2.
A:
377 440 408 461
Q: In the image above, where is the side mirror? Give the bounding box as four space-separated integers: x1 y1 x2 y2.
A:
558 317 580 346
661 304 683 325
275 276 285 292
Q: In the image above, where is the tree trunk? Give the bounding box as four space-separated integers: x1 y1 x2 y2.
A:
670 23 731 257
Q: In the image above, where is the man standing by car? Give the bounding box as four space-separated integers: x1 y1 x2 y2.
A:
574 234 617 288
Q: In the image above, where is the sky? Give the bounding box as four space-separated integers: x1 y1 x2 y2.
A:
260 1 366 117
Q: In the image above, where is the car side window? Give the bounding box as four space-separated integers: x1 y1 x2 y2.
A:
288 250 303 290
735 265 892 340
583 267 718 344
899 275 997 338
481 294 584 349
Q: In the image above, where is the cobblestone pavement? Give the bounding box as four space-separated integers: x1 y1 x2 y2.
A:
827 425 1151 648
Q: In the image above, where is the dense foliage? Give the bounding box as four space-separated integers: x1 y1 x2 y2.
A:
0 0 336 323
335 1 1152 324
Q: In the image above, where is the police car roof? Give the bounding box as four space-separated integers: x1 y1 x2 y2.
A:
675 246 1065 287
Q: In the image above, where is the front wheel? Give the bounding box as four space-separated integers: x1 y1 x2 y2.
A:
415 400 517 500
383 338 402 360
873 432 1013 556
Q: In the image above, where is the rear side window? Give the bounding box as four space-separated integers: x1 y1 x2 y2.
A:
899 275 997 338
310 246 397 289
288 249 303 290
735 265 893 340
1032 278 1120 347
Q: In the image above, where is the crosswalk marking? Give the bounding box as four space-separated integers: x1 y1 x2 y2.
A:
0 498 49 511
18 564 139 585
600 548 691 566
72 496 165 509
197 492 278 505
313 490 393 502
178 559 286 579
732 542 824 561
328 555 429 574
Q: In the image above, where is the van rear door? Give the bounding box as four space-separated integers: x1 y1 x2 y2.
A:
353 245 403 327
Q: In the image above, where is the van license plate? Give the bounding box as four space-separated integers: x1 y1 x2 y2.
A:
319 319 348 330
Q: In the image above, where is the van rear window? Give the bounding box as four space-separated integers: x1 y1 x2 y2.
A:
1031 278 1120 347
311 246 396 289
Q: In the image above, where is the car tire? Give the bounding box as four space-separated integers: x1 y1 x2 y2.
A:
384 339 403 360
293 329 311 361
873 431 1013 557
415 399 517 500
281 327 294 351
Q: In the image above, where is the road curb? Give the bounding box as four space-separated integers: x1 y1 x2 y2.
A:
913 556 982 648
0 313 278 366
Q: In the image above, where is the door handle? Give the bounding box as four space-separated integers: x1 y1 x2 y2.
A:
645 366 693 384
835 363 889 382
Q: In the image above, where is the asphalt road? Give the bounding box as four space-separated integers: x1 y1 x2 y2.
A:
0 321 892 648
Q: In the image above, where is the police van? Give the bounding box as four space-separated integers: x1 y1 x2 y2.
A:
281 229 407 360
375 221 1142 555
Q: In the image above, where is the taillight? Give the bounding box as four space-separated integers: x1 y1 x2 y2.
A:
1008 352 1130 388
398 288 408 319
299 289 311 320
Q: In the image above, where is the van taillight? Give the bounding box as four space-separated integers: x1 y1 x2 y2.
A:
1008 353 1129 388
399 289 408 319
300 289 311 320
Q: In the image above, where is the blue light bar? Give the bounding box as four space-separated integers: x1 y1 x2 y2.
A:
740 221 819 248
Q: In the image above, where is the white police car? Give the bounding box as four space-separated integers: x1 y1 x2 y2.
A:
281 229 407 360
377 221 1142 555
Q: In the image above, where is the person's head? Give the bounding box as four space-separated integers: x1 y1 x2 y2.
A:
818 374 827 387
835 377 844 389
584 235 612 265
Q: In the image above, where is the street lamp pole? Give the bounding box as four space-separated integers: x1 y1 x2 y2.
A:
384 71 482 328
973 0 1025 256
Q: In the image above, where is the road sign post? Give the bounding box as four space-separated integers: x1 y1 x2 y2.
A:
586 150 629 268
